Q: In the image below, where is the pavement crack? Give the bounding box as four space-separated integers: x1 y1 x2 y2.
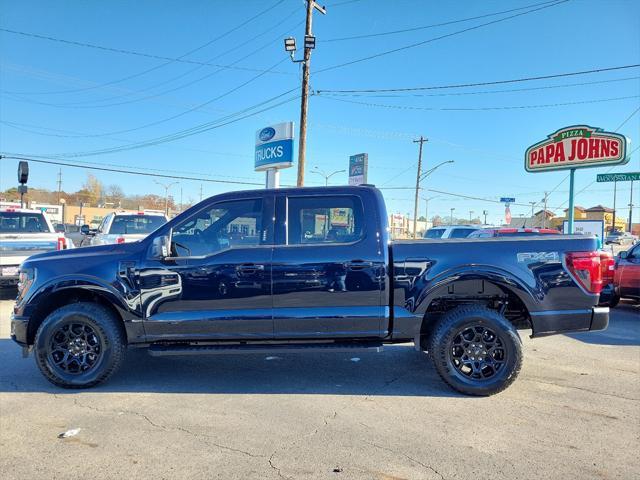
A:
269 451 291 480
526 378 639 401
368 442 444 480
66 396 262 458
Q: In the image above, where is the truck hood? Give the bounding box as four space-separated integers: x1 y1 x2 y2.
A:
23 241 145 266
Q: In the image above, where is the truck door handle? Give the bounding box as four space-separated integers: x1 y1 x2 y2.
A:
237 264 264 273
346 260 373 270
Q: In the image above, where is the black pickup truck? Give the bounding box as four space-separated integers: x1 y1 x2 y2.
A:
11 186 608 395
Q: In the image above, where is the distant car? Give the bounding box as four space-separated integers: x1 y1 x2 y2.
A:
467 227 561 238
605 231 637 245
607 242 640 306
0 207 73 286
423 225 480 239
83 211 168 246
55 223 86 248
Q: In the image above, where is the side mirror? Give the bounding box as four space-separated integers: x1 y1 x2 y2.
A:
618 251 628 260
80 225 90 235
150 234 171 260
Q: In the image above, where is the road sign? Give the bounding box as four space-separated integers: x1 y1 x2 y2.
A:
525 125 628 173
348 153 368 186
562 220 604 240
254 122 294 172
596 172 640 182
500 197 515 203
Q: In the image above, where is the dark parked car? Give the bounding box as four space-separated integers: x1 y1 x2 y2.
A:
11 186 608 395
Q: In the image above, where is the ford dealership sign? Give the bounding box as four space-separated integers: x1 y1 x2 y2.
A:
255 122 294 171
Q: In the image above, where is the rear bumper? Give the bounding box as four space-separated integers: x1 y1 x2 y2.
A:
10 314 29 346
530 306 609 337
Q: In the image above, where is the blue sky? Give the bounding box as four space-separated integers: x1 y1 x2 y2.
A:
0 0 639 225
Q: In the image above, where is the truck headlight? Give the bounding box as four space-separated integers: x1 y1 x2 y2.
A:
17 268 35 298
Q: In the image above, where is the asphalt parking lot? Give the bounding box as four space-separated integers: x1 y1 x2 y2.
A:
0 290 638 480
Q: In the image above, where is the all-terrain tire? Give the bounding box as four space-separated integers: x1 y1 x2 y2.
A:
428 305 522 396
34 302 126 388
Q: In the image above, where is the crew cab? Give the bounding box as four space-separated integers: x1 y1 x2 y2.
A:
83 210 167 246
0 207 72 287
11 186 608 395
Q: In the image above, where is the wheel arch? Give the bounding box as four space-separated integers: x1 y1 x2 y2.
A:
26 286 128 346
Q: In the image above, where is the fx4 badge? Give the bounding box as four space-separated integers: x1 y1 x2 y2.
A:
517 251 559 263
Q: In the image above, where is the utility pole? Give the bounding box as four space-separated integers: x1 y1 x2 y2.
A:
483 210 488 225
612 180 617 233
412 136 427 238
529 201 536 227
56 168 62 204
542 191 549 228
295 0 326 187
450 207 455 226
628 180 634 233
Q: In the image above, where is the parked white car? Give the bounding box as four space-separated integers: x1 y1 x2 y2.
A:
423 225 481 239
0 207 73 286
83 211 168 246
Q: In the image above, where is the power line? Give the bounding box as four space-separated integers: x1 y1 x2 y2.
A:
316 94 640 111
0 24 294 79
319 76 640 98
4 10 305 108
20 90 299 158
0 155 265 186
316 64 640 94
322 0 560 42
315 0 569 74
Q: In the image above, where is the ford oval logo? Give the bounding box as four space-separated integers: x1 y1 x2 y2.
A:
259 127 276 142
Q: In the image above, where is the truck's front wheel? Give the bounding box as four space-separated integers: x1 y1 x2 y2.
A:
34 302 126 388
429 306 522 396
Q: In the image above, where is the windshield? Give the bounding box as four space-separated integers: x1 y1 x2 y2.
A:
108 215 166 235
424 228 445 239
0 212 51 233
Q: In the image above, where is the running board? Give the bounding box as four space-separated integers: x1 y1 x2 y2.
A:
148 341 384 357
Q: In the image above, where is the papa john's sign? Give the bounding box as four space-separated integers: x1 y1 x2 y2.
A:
525 125 628 173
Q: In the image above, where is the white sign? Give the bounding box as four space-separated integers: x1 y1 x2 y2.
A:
255 122 294 172
562 220 604 239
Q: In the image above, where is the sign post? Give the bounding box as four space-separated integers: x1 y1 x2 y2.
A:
500 197 515 225
255 122 295 189
525 125 629 234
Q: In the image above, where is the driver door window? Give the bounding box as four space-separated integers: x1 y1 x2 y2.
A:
172 198 265 257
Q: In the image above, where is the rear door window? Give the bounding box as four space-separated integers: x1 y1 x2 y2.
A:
286 195 364 245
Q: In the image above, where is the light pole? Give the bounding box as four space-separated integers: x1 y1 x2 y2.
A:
153 180 179 216
469 210 474 223
450 207 455 226
413 159 454 238
312 166 346 186
482 210 488 225
421 196 439 228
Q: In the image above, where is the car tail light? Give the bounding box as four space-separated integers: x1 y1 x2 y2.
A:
599 251 615 285
56 237 67 250
565 251 603 294
116 237 125 244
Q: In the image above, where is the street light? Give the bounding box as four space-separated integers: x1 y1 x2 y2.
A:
419 160 455 182
153 179 179 216
450 207 455 226
469 210 474 223
312 166 346 186
421 196 439 228
413 160 454 238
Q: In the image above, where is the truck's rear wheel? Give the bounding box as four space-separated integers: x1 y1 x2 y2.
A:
34 302 126 388
428 305 522 396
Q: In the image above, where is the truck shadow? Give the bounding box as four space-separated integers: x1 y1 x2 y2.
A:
565 302 640 346
0 341 460 397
